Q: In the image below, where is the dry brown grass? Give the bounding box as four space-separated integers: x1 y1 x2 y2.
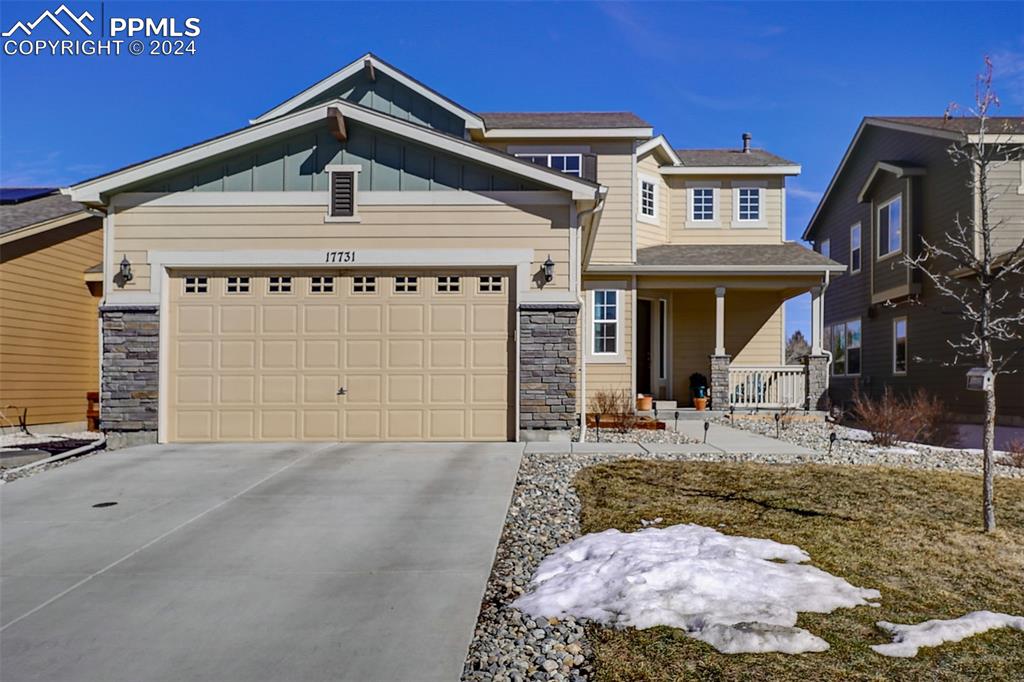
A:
574 461 1024 681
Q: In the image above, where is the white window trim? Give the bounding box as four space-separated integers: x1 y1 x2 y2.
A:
820 238 831 260
324 164 362 223
513 152 583 177
893 316 908 375
829 318 862 377
731 182 767 228
585 285 626 364
638 173 659 224
686 181 720 227
849 222 862 274
876 194 903 261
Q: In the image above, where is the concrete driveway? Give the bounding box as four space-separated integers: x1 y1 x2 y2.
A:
1 442 522 682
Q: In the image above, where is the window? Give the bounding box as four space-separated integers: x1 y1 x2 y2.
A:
352 276 376 293
829 319 861 376
226 276 250 294
639 177 657 219
394 276 418 293
820 239 831 259
515 153 582 177
691 187 715 221
268 276 292 294
737 187 761 221
592 290 619 355
310 276 334 294
184 276 208 294
893 317 908 374
436 276 460 293
850 223 862 273
478 275 503 293
878 195 902 258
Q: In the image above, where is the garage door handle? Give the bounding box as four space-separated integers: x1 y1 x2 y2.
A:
336 387 347 396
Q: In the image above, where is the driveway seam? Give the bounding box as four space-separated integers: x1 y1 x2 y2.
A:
0 444 328 633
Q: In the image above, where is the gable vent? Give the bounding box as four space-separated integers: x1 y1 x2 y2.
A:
330 170 355 217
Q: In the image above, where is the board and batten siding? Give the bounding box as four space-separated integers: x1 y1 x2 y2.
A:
111 201 572 292
0 220 103 426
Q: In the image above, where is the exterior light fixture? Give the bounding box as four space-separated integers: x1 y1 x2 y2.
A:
543 255 555 283
118 255 134 286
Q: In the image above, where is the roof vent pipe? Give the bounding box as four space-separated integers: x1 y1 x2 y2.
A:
742 132 752 153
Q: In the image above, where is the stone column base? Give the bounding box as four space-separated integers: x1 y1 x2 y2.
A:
519 303 578 436
101 305 160 435
709 354 731 410
805 354 829 411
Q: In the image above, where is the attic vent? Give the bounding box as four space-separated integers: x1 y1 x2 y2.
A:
330 170 355 217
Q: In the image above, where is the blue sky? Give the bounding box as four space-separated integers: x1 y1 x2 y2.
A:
2 1 1022 335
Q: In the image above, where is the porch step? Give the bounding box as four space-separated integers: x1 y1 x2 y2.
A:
653 400 677 411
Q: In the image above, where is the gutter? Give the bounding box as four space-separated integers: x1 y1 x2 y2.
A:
573 188 608 443
585 264 849 274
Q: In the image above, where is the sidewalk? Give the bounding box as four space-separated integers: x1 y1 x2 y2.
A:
524 421 817 456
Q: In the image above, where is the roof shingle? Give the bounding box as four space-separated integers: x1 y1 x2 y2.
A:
480 112 651 129
674 148 796 167
870 116 1024 135
0 191 89 237
636 243 840 268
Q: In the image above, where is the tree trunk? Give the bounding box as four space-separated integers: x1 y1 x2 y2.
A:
982 382 996 532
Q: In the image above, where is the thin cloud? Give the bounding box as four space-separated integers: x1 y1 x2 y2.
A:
787 185 824 203
989 48 1024 106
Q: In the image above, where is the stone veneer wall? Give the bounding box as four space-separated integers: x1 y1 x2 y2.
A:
519 304 578 434
100 305 159 436
805 354 829 411
709 355 731 410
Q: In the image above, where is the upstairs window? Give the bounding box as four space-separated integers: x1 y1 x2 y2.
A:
516 153 582 177
639 177 657 219
691 187 715 222
737 187 761 221
878 195 902 258
592 290 619 355
850 223 862 273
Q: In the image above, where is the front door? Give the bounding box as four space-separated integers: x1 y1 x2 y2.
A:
637 299 652 395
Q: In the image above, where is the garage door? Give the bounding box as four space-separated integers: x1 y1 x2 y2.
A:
167 271 512 441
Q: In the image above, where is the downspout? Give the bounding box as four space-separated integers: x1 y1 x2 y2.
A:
819 270 834 377
574 188 607 443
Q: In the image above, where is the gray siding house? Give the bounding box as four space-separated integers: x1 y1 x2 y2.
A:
804 117 1024 425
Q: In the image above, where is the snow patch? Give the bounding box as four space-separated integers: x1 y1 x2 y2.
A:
512 524 880 654
871 610 1024 658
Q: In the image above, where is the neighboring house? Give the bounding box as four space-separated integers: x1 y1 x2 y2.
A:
804 116 1024 425
66 53 841 445
0 188 103 431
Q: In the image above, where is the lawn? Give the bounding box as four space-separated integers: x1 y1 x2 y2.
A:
574 461 1024 681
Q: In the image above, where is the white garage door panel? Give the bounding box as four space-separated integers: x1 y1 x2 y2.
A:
168 271 511 442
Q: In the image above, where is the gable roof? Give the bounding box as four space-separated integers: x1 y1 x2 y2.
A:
636 135 681 165
0 190 92 240
856 161 926 203
480 112 650 129
802 115 1024 240
68 98 601 203
251 53 485 130
675 148 796 167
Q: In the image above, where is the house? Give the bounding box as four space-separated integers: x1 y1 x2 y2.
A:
803 116 1024 425
0 188 103 432
66 53 841 445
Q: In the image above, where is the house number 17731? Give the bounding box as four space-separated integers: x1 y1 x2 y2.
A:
324 250 356 263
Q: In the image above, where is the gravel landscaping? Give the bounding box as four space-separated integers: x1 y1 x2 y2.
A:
0 432 105 483
571 425 700 444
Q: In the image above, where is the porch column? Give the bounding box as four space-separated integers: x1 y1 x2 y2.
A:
810 286 824 354
709 287 730 409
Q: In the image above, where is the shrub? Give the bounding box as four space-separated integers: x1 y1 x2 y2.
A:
590 389 637 433
998 439 1024 468
849 388 957 447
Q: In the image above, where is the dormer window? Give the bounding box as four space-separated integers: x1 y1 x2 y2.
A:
325 165 361 222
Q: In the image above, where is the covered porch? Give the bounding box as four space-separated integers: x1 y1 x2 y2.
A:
592 243 844 411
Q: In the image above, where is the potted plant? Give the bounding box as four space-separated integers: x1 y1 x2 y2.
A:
636 393 653 411
689 373 709 411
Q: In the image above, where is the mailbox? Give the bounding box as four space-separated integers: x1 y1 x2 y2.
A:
966 368 993 392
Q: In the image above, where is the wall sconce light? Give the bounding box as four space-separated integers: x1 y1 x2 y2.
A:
543 254 555 283
117 255 134 287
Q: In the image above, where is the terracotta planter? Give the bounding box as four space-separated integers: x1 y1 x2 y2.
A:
693 397 708 411
636 395 653 411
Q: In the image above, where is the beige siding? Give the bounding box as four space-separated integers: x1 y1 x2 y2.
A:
988 159 1024 256
0 221 103 426
667 176 785 244
582 277 633 410
112 202 571 292
637 153 670 248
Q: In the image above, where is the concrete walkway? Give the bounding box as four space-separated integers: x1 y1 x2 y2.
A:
525 420 816 456
1 442 521 682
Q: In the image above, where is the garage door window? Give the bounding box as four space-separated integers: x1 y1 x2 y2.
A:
479 276 503 293
352 276 376 294
395 276 418 293
310 276 335 294
184 276 208 294
226 276 250 294
436 276 461 293
268 276 292 294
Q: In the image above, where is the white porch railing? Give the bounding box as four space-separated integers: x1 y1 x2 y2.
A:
728 366 807 409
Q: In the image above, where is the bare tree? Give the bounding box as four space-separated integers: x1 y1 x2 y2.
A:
904 57 1024 532
786 330 811 365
